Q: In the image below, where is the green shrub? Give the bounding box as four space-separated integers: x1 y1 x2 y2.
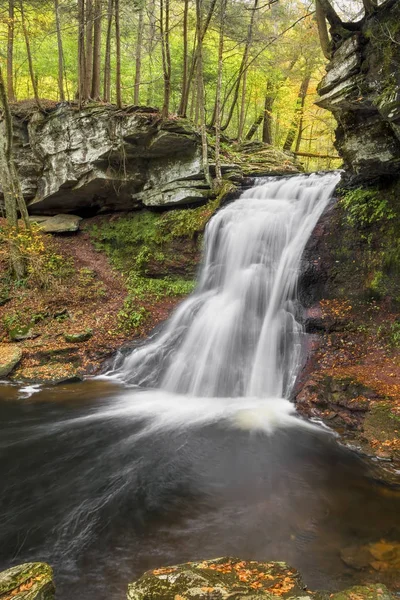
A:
341 188 395 227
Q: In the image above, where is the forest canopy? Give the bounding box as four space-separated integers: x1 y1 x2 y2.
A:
0 0 351 168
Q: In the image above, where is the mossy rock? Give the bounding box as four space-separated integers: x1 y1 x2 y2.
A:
0 562 55 599
330 584 395 600
0 344 22 377
127 557 309 600
64 330 93 343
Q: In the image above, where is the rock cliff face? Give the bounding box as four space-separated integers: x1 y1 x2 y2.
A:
9 106 209 214
4 105 299 215
317 1 400 183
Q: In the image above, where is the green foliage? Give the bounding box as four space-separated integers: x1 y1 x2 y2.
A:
341 188 396 227
89 205 212 332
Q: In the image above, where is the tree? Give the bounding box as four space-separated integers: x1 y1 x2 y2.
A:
103 0 114 102
0 64 30 278
91 0 102 100
78 0 86 104
54 0 65 101
215 0 228 184
160 0 171 118
134 4 144 105
19 0 42 109
85 0 94 99
115 0 122 107
7 0 16 103
283 70 312 152
195 0 211 185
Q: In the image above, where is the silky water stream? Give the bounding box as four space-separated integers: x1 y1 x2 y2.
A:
0 173 399 599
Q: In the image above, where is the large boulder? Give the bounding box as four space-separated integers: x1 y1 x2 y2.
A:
2 105 301 215
0 563 55 599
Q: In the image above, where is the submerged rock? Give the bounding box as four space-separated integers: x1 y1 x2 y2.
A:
0 344 22 377
0 562 55 599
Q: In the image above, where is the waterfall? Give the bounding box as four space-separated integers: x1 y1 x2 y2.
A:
105 173 340 431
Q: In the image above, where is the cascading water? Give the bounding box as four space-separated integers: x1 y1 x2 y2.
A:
106 172 340 429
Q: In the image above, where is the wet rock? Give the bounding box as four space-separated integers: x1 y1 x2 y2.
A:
127 558 308 600
0 344 22 377
330 584 395 600
0 562 55 599
30 214 82 233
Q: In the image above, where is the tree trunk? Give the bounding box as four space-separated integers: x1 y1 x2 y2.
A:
78 0 86 105
103 0 114 103
315 0 331 59
54 0 65 101
91 0 102 100
262 89 274 144
160 0 171 118
0 64 30 278
215 0 227 184
222 0 258 132
179 0 218 118
146 0 157 105
195 0 211 186
115 0 122 108
283 72 311 152
7 0 16 103
85 0 94 99
134 6 144 105
20 1 42 110
178 0 189 116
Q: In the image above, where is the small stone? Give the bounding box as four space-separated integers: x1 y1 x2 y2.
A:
64 329 93 343
0 345 22 377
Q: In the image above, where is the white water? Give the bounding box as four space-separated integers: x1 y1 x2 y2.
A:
106 173 340 432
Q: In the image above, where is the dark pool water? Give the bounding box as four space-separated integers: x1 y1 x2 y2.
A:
0 379 399 600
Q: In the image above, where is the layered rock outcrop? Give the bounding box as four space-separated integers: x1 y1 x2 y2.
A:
3 105 299 215
317 1 400 183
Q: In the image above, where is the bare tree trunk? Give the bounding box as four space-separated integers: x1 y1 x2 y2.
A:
160 0 171 118
283 72 311 152
262 89 274 144
222 0 258 132
115 0 122 107
91 0 102 100
315 0 331 59
0 64 30 278
103 0 114 102
54 0 65 101
146 0 156 105
7 0 16 103
178 0 189 116
134 6 144 105
180 0 218 118
19 1 42 110
78 0 86 105
195 0 211 186
215 0 227 184
85 0 94 99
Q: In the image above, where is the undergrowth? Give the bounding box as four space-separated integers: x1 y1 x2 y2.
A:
89 200 219 331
